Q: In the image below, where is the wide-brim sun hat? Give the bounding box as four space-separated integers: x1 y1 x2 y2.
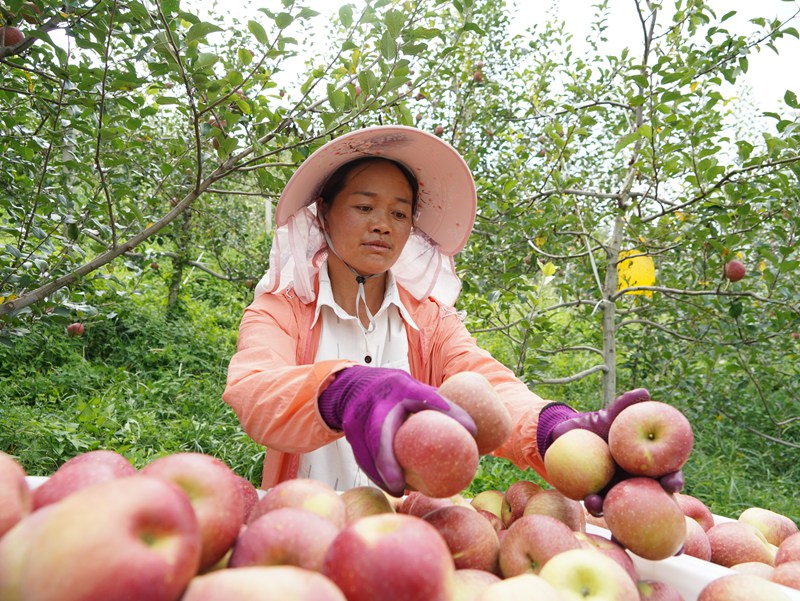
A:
275 125 477 257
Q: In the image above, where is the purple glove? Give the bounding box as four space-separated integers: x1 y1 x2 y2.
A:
536 388 685 515
318 365 477 496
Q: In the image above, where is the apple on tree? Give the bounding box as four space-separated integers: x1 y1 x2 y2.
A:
724 259 746 282
0 27 24 47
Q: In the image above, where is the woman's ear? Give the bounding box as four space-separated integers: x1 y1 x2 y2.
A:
315 197 327 229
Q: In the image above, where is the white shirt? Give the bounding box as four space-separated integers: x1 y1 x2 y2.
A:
297 263 418 491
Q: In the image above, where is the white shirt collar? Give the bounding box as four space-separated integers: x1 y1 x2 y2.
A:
311 262 419 331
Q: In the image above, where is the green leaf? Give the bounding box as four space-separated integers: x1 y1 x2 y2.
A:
274 12 293 29
248 20 269 45
238 48 253 65
195 53 218 70
186 22 223 45
614 131 640 153
339 5 353 28
463 22 486 36
380 30 397 60
784 90 798 108
385 9 405 39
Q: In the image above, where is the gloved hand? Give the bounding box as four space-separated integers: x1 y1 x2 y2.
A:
318 365 477 497
536 388 685 516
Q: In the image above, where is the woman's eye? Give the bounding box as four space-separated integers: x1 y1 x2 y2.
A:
393 212 408 220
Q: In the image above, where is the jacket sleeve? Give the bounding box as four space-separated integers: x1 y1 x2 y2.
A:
222 291 353 454
426 308 550 480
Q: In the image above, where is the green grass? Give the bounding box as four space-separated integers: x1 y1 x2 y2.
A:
1 283 798 528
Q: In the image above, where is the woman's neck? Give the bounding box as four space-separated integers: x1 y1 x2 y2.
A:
326 257 387 325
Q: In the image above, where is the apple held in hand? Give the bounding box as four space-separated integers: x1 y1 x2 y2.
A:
394 410 479 498
140 452 244 571
322 513 456 601
33 449 137 510
181 566 347 601
0 452 31 538
608 401 693 478
539 548 640 601
437 371 513 454
602 477 686 560
0 476 201 601
544 428 616 501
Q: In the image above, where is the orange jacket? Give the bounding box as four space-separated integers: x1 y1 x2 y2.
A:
223 285 549 489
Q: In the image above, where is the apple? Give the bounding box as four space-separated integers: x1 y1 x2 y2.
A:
497 513 581 577
730 561 775 578
66 322 85 337
32 448 137 510
181 566 347 600
322 513 456 601
235 474 260 523
340 485 395 523
400 491 473 517
585 511 609 529
394 410 479 498
738 507 799 547
539 548 640 601
0 476 201 601
20 3 42 24
777 532 800 565
683 515 713 561
0 27 24 47
437 372 512 454
697 573 791 600
706 521 778 567
675 492 715 531
522 488 586 532
474 573 562 601
575 531 638 583
249 477 346 528
724 260 746 282
602 478 686 561
471 489 504 519
228 507 339 572
140 452 244 571
423 505 500 572
771 561 800 591
452 568 501 601
434 125 445 136
607 401 694 477
637 579 686 600
476 508 504 533
544 429 616 500
0 452 31 537
500 480 543 527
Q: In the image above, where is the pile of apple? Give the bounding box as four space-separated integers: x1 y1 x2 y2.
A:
0 372 798 601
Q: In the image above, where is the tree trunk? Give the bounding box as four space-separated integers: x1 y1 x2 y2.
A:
601 215 626 405
167 209 192 312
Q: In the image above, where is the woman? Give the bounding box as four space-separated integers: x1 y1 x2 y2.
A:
223 125 679 503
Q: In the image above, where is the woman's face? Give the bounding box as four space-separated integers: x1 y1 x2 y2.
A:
320 160 414 277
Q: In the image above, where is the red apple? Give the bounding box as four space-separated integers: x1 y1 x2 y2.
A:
476 508 504 533
777 532 800 565
423 505 500 572
500 480 543 527
707 521 778 567
683 515 713 561
140 452 244 571
434 125 445 136
181 566 347 600
229 507 339 572
675 492 716 532
771 561 800 591
437 372 513 454
20 3 42 24
474 573 562 600
522 488 586 532
66 322 85 337
340 485 395 523
539 548 640 600
452 568 501 601
544 429 616 500
394 410 479 498
738 507 799 547
724 260 746 282
575 531 638 583
698 573 791 600
608 401 694 477
248 477 346 528
0 476 201 601
730 561 775 578
498 513 581 577
32 449 137 510
235 475 260 523
602 478 686 560
322 513 456 601
0 452 31 538
637 579 686 600
0 27 24 47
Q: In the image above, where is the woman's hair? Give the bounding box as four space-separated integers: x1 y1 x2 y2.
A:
318 157 419 216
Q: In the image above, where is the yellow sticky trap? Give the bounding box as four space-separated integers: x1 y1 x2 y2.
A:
617 250 655 297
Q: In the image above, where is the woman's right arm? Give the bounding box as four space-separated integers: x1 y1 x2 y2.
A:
222 292 352 454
